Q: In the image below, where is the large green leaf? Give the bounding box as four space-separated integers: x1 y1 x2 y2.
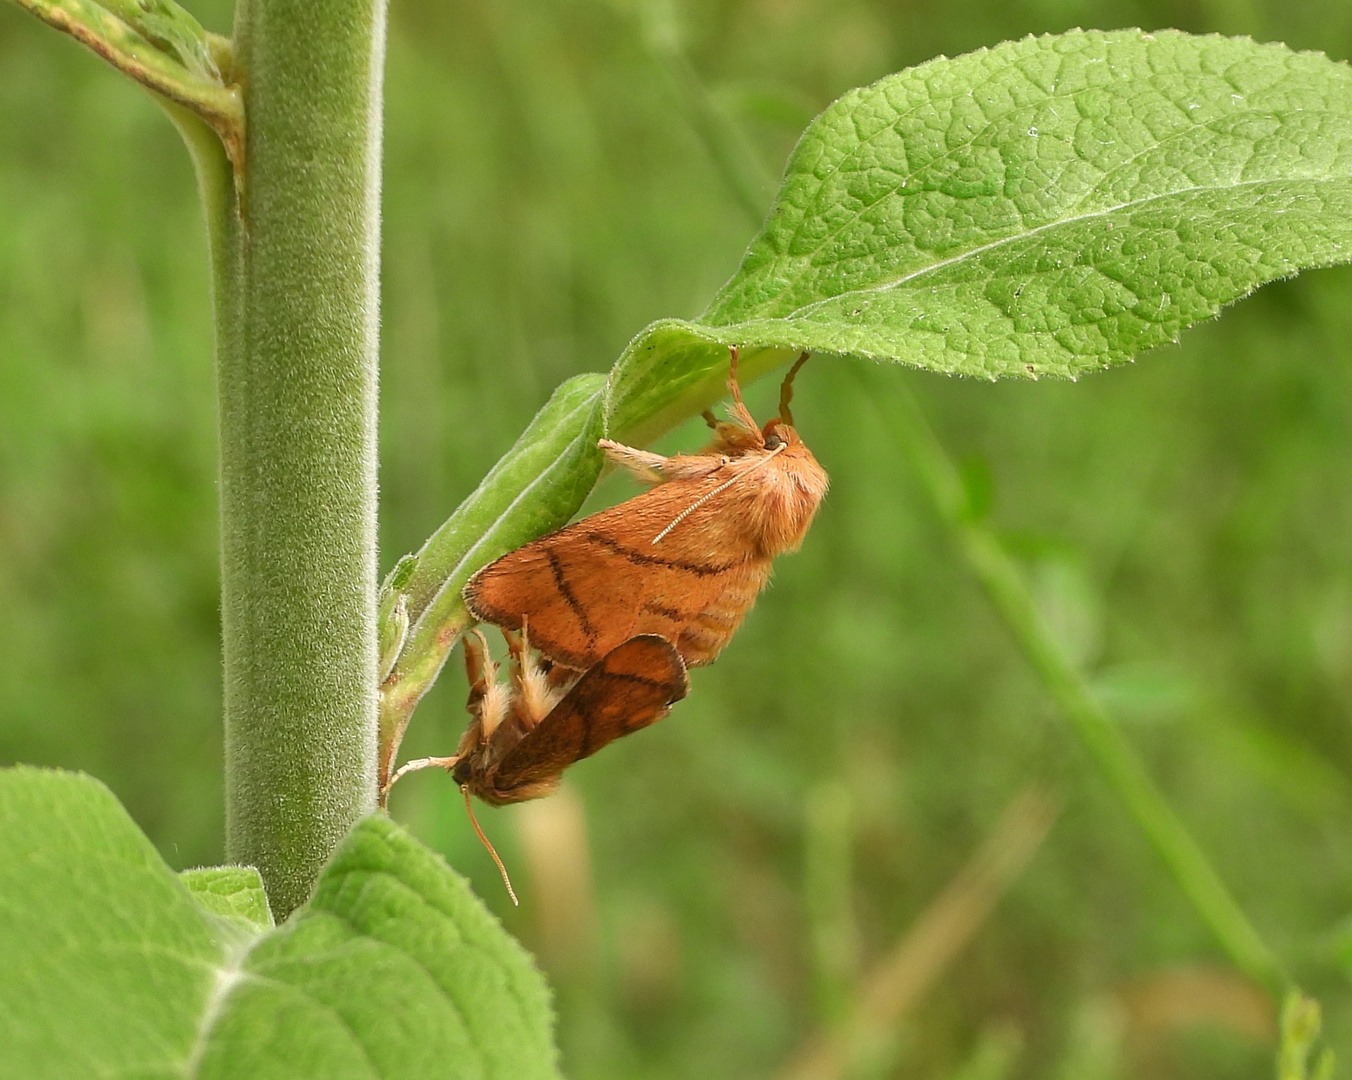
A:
381 28 1352 753
701 29 1352 378
596 31 1352 424
0 767 560 1079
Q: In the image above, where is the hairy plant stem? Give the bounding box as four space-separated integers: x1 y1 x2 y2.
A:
196 0 386 918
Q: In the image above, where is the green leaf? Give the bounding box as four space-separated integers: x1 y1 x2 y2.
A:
99 0 221 81
180 865 274 932
381 28 1352 760
194 815 560 1080
9 0 242 166
0 767 560 1080
0 767 237 1078
701 29 1352 379
477 30 1352 552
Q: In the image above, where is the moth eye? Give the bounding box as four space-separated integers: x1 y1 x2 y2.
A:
763 431 785 451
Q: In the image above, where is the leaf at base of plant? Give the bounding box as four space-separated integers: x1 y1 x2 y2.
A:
0 767 560 1080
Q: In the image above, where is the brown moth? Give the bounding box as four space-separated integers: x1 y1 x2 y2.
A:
461 629 687 805
385 627 688 901
465 347 829 670
388 628 688 804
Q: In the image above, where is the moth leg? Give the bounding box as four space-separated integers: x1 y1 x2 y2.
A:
464 628 495 708
543 657 578 690
777 352 810 426
598 439 672 485
692 346 763 453
725 345 759 434
502 627 534 723
602 437 728 488
506 620 571 728
535 648 584 697
465 628 510 738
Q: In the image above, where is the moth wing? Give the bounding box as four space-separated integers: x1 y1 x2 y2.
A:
492 635 689 792
465 476 771 668
464 503 641 669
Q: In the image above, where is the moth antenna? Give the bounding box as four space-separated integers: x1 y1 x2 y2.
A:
778 352 810 427
651 443 785 545
463 784 519 906
381 754 459 796
725 345 759 435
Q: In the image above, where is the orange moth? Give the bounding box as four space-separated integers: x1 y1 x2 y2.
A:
386 627 687 901
465 347 829 670
386 347 824 899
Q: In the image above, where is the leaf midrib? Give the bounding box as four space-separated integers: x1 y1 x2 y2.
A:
738 174 1350 325
735 36 1347 323
181 934 260 1079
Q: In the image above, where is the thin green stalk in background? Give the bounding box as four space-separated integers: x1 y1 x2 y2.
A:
864 373 1287 996
217 0 387 917
636 1 773 225
1279 991 1336 1080
640 14 1290 1002
781 788 1058 1080
803 780 862 1027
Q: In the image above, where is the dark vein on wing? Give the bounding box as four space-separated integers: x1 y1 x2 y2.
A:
546 548 598 643
642 600 687 621
585 532 752 576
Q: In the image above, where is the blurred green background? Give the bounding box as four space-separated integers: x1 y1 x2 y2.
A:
3 0 1352 1076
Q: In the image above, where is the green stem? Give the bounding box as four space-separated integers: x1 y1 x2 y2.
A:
650 16 1289 1001
634 1 772 226
215 0 387 918
9 0 243 176
1279 991 1336 1080
865 372 1287 996
803 780 860 1026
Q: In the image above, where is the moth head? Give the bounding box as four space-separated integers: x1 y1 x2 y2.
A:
717 347 812 454
760 417 802 451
